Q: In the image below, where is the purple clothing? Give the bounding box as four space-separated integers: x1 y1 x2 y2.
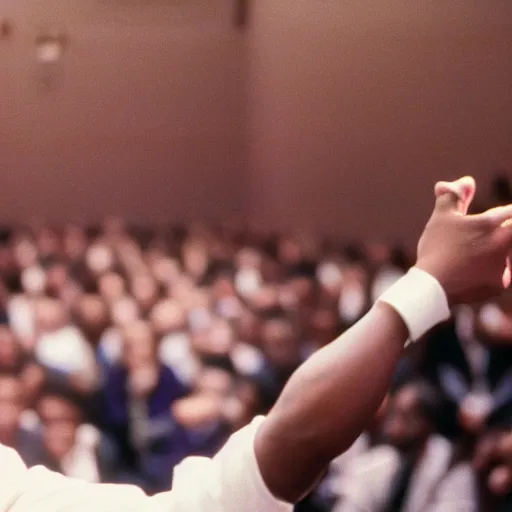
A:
101 363 189 492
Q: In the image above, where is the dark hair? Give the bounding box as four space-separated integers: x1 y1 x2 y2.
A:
38 379 86 414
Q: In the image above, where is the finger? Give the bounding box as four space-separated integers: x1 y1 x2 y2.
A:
488 466 512 495
480 205 512 228
434 176 476 215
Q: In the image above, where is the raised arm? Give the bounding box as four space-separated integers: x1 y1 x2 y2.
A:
255 177 512 503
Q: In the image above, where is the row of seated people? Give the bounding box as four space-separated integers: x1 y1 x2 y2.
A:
0 216 511 511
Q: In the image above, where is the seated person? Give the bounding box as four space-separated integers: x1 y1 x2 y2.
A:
0 372 40 468
30 383 116 483
334 380 475 512
100 320 189 492
172 367 236 457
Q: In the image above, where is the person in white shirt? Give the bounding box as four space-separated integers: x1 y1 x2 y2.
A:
1 176 512 512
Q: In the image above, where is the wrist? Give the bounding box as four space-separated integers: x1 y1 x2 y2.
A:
414 259 454 307
377 267 452 343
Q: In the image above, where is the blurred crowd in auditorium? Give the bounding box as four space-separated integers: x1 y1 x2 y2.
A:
0 173 512 512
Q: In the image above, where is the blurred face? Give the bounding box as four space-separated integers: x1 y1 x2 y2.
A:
213 277 236 300
36 299 67 333
0 376 24 443
0 328 22 371
85 244 114 275
110 297 140 327
150 257 181 285
13 238 38 269
98 273 126 304
238 311 261 346
36 228 60 258
196 367 233 397
384 387 431 452
262 319 300 368
39 396 80 462
311 308 339 342
63 226 87 260
249 286 279 312
204 320 234 356
21 266 47 296
131 274 158 312
46 264 69 294
122 321 156 371
74 295 109 341
278 239 301 265
182 242 208 280
149 299 186 337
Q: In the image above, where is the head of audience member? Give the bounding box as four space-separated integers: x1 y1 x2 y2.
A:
73 295 110 346
63 225 88 261
248 286 280 314
187 290 213 332
149 257 181 286
36 227 61 262
234 249 262 297
12 236 38 270
0 373 24 447
261 314 301 371
383 380 441 454
277 237 302 268
212 275 241 319
237 309 261 346
182 240 209 282
193 318 235 362
35 298 68 334
45 258 70 298
121 320 156 371
196 367 233 398
316 259 344 299
309 306 340 347
103 215 126 240
85 243 115 277
20 265 47 297
37 384 84 464
0 327 24 372
98 272 126 305
131 273 159 315
149 299 187 339
110 296 140 329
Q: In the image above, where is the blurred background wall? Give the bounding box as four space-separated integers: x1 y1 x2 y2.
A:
1 0 247 224
247 0 512 241
1 0 512 241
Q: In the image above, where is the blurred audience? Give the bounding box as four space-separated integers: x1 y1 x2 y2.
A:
0 173 510 511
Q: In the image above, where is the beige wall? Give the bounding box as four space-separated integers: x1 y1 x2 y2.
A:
247 0 512 241
1 0 512 242
0 0 247 224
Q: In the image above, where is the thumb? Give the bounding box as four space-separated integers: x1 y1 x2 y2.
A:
434 176 476 215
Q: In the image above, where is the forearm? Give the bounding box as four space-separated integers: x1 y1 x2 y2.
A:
255 302 408 502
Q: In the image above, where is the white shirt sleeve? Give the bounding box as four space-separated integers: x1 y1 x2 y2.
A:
152 415 293 512
0 416 292 512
